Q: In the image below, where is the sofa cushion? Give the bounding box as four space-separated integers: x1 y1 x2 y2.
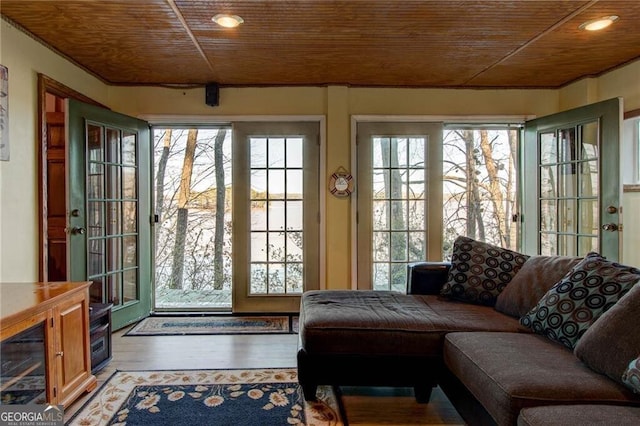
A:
299 290 524 357
518 405 640 426
440 236 529 306
495 255 581 318
574 283 640 385
444 332 640 426
520 252 640 349
623 357 640 394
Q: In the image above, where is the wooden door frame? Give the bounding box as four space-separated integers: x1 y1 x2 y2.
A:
37 74 106 281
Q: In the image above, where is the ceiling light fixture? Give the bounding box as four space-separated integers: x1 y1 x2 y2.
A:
212 14 244 28
579 15 619 31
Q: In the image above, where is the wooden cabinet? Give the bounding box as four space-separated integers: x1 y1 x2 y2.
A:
0 282 97 407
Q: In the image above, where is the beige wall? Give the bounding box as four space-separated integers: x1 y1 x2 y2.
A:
0 20 109 281
2 17 639 287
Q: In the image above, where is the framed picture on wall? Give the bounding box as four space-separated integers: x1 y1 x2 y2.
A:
0 64 8 161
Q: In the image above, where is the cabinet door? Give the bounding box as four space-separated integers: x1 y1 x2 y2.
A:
53 290 92 406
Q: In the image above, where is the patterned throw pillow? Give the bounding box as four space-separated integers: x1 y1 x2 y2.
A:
520 252 640 349
622 357 640 393
440 236 530 306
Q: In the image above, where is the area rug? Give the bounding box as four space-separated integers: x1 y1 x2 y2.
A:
67 368 344 426
125 315 299 336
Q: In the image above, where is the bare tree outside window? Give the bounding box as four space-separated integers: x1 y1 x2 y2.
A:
442 128 519 259
153 128 233 309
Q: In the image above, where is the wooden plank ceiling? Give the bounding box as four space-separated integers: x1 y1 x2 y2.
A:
2 0 639 88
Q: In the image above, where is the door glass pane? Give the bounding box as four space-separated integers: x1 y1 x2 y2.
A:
106 128 120 163
250 138 267 168
268 201 285 230
409 232 425 261
540 200 556 231
578 199 599 235
579 236 598 254
88 164 104 199
558 168 577 198
372 262 389 291
87 123 140 308
286 170 303 199
87 201 104 237
536 122 601 256
580 121 599 160
558 199 576 233
123 236 137 269
122 132 137 165
249 135 304 295
123 269 137 303
580 161 598 197
408 138 425 167
268 138 286 167
88 239 104 276
539 132 557 165
408 200 425 230
286 263 303 293
287 232 303 261
559 128 576 163
371 135 427 291
87 125 103 162
540 232 557 255
250 232 267 262
123 201 137 233
540 166 556 198
373 232 389 261
390 232 407 261
122 167 136 199
286 201 303 230
286 138 303 168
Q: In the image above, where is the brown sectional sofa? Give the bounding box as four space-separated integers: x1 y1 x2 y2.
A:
297 237 640 425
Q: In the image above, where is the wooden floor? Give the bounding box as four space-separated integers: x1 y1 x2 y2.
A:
65 326 465 425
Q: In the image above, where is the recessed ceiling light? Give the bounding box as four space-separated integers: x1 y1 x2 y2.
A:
579 15 619 31
212 14 244 28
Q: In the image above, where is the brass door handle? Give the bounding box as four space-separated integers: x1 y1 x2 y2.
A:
601 223 618 232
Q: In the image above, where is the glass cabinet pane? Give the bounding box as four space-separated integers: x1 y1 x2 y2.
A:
0 323 46 405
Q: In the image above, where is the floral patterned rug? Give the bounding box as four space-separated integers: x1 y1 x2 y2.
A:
125 315 299 336
67 368 343 426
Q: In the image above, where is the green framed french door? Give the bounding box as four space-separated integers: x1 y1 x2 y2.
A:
522 98 622 259
67 99 152 330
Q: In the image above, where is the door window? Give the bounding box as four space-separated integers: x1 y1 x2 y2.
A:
538 123 599 255
356 122 443 291
233 122 320 312
87 124 140 306
522 98 621 259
